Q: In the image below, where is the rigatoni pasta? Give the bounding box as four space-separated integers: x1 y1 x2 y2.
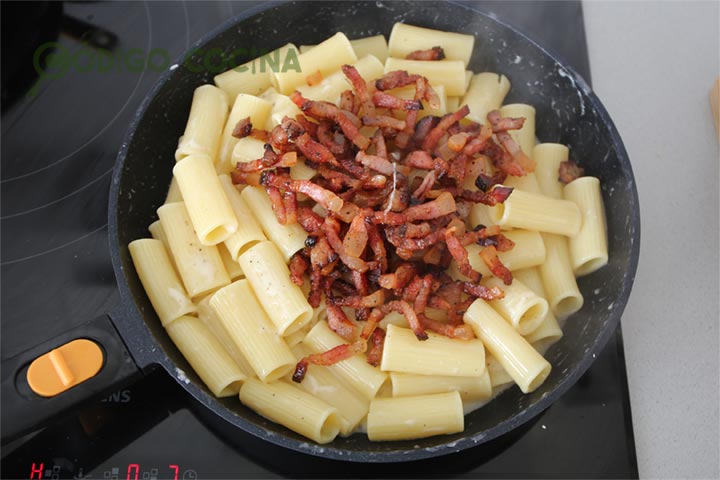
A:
166 315 246 397
238 241 312 336
131 22 610 445
173 155 238 245
175 85 228 162
564 176 608 276
128 239 196 326
210 279 296 382
157 202 230 298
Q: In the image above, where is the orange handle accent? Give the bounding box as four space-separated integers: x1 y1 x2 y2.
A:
27 339 104 397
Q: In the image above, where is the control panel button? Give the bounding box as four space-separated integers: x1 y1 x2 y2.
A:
27 339 104 397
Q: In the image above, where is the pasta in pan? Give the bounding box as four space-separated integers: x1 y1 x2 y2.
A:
129 25 608 444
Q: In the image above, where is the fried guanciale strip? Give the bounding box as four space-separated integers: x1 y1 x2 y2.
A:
232 117 253 139
559 159 585 184
326 304 357 341
421 105 471 151
406 46 446 61
461 282 505 300
292 340 366 382
419 314 475 340
445 227 480 282
261 171 344 213
479 245 513 285
366 328 386 367
288 251 309 286
372 91 423 111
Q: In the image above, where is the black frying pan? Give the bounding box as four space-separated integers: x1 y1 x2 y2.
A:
1 0 640 462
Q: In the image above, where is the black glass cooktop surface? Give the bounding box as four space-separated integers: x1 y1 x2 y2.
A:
1 1 638 478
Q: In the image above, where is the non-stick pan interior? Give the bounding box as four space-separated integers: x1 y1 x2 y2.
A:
109 0 640 461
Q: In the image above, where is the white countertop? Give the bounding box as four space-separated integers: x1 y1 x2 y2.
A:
584 2 720 478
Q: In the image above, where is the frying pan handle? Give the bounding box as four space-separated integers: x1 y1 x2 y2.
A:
1 314 142 443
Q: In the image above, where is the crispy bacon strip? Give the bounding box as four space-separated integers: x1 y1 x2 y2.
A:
326 304 357 341
342 213 369 258
406 46 445 61
356 151 395 176
288 252 308 286
421 105 471 151
459 185 513 206
323 217 368 273
375 70 420 91
366 328 386 367
479 245 513 285
419 314 475 340
462 282 505 300
372 91 423 111
292 340 366 382
559 159 585 184
261 171 344 213
232 117 252 139
445 227 480 282
362 115 406 130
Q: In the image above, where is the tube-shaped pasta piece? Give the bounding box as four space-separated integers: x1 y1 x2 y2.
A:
483 276 548 335
264 93 304 130
273 33 357 94
128 239 196 326
539 233 584 318
173 155 238 245
462 73 511 123
564 177 608 276
214 43 298 100
218 94 272 167
218 175 266 260
298 55 384 105
284 327 309 348
446 96 460 112
381 324 485 377
469 204 499 230
217 243 243 280
291 344 370 436
210 279 295 382
290 158 317 181
378 310 409 330
390 371 491 402
175 85 228 162
350 35 388 62
166 315 246 397
486 353 513 388
500 104 536 156
383 58 467 96
302 321 387 400
388 23 474 65
196 296 255 378
165 177 183 203
512 268 563 346
503 173 542 194
464 299 551 393
238 241 312 335
367 391 464 441
240 378 342 444
533 143 569 199
227 137 267 173
488 187 581 236
300 38 384 60
157 202 230 298
241 186 307 261
451 229 546 280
